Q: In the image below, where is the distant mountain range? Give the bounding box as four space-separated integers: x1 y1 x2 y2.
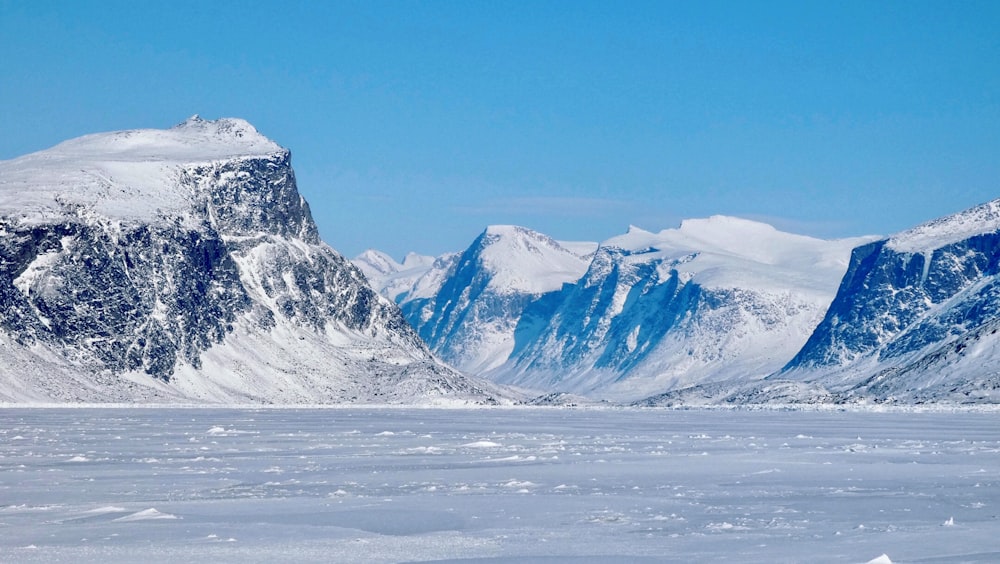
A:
357 218 874 401
359 204 1000 405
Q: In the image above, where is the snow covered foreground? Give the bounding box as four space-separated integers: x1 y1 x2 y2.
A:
2 408 998 563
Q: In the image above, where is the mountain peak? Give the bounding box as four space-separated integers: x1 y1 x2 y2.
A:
479 225 569 256
483 224 537 238
354 249 403 278
678 215 778 234
468 225 591 294
625 224 653 236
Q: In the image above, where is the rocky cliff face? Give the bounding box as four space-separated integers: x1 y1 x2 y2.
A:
0 117 502 404
777 200 1000 403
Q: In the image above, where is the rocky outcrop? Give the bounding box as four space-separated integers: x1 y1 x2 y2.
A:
777 200 1000 403
0 117 503 404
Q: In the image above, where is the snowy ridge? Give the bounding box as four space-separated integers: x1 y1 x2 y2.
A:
355 227 596 305
0 116 284 224
353 249 439 303
887 198 1000 253
18 115 281 161
604 216 872 295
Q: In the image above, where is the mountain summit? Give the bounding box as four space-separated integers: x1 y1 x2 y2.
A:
0 118 502 404
397 225 596 374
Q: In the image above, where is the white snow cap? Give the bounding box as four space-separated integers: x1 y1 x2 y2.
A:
355 249 404 278
41 115 283 162
478 225 595 294
0 116 285 223
888 199 1000 253
601 215 875 294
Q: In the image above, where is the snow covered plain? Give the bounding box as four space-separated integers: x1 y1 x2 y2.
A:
2 407 998 563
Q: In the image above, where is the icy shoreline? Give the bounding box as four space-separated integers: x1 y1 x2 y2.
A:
3 401 999 413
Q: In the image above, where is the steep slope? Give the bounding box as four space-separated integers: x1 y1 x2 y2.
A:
399 226 596 374
0 116 503 405
490 218 873 400
777 199 1000 403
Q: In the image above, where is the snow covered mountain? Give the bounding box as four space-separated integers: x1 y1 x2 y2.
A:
491 218 872 400
394 225 597 375
353 249 443 303
0 116 503 405
773 199 1000 403
383 217 869 401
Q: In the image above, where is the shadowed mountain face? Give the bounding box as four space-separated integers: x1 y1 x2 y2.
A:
775 201 1000 403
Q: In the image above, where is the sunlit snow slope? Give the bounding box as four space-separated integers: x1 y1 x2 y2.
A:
0 117 503 405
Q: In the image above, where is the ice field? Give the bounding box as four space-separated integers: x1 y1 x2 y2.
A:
2 407 999 563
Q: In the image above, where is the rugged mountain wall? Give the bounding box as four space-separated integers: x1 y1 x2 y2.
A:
777 200 1000 403
492 220 865 400
640 200 1000 406
399 225 594 374
379 217 864 402
0 117 502 404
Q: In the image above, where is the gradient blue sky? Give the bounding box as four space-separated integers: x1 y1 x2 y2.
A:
2 1 999 259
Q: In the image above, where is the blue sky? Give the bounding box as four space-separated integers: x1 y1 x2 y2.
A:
2 1 999 259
